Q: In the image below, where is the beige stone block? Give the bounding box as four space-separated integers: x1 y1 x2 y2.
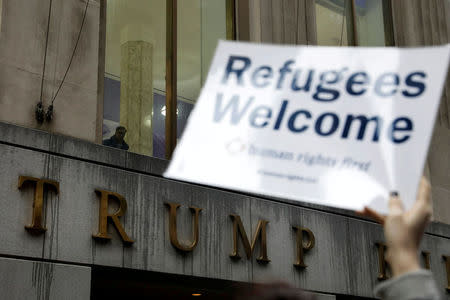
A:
0 0 100 143
0 0 100 93
0 63 41 129
0 63 97 142
0 0 48 74
45 0 100 93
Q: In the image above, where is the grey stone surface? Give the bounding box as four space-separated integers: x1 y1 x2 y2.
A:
0 121 169 176
0 139 449 298
0 257 91 300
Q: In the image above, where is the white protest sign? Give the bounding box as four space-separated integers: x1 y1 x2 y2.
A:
165 41 450 213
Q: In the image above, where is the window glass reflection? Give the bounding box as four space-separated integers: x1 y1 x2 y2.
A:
176 0 227 138
103 0 228 158
103 0 166 157
315 0 353 46
354 0 386 46
316 0 389 47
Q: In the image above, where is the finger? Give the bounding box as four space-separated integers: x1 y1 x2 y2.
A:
410 177 432 222
359 207 386 224
416 177 431 206
388 191 404 215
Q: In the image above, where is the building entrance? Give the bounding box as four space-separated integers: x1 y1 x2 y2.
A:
91 266 239 299
90 266 376 300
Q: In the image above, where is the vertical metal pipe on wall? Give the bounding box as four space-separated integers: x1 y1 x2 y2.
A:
166 0 177 160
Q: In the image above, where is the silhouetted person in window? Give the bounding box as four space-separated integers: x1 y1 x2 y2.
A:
103 126 129 150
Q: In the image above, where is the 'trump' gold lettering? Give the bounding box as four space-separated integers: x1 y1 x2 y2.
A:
92 189 134 245
293 226 315 268
229 214 270 262
18 176 59 235
165 202 202 252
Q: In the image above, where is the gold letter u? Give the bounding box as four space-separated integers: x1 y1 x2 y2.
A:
165 203 202 252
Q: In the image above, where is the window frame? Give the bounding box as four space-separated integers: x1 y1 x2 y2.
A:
98 0 237 159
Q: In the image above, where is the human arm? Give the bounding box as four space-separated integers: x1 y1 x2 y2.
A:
359 178 442 300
